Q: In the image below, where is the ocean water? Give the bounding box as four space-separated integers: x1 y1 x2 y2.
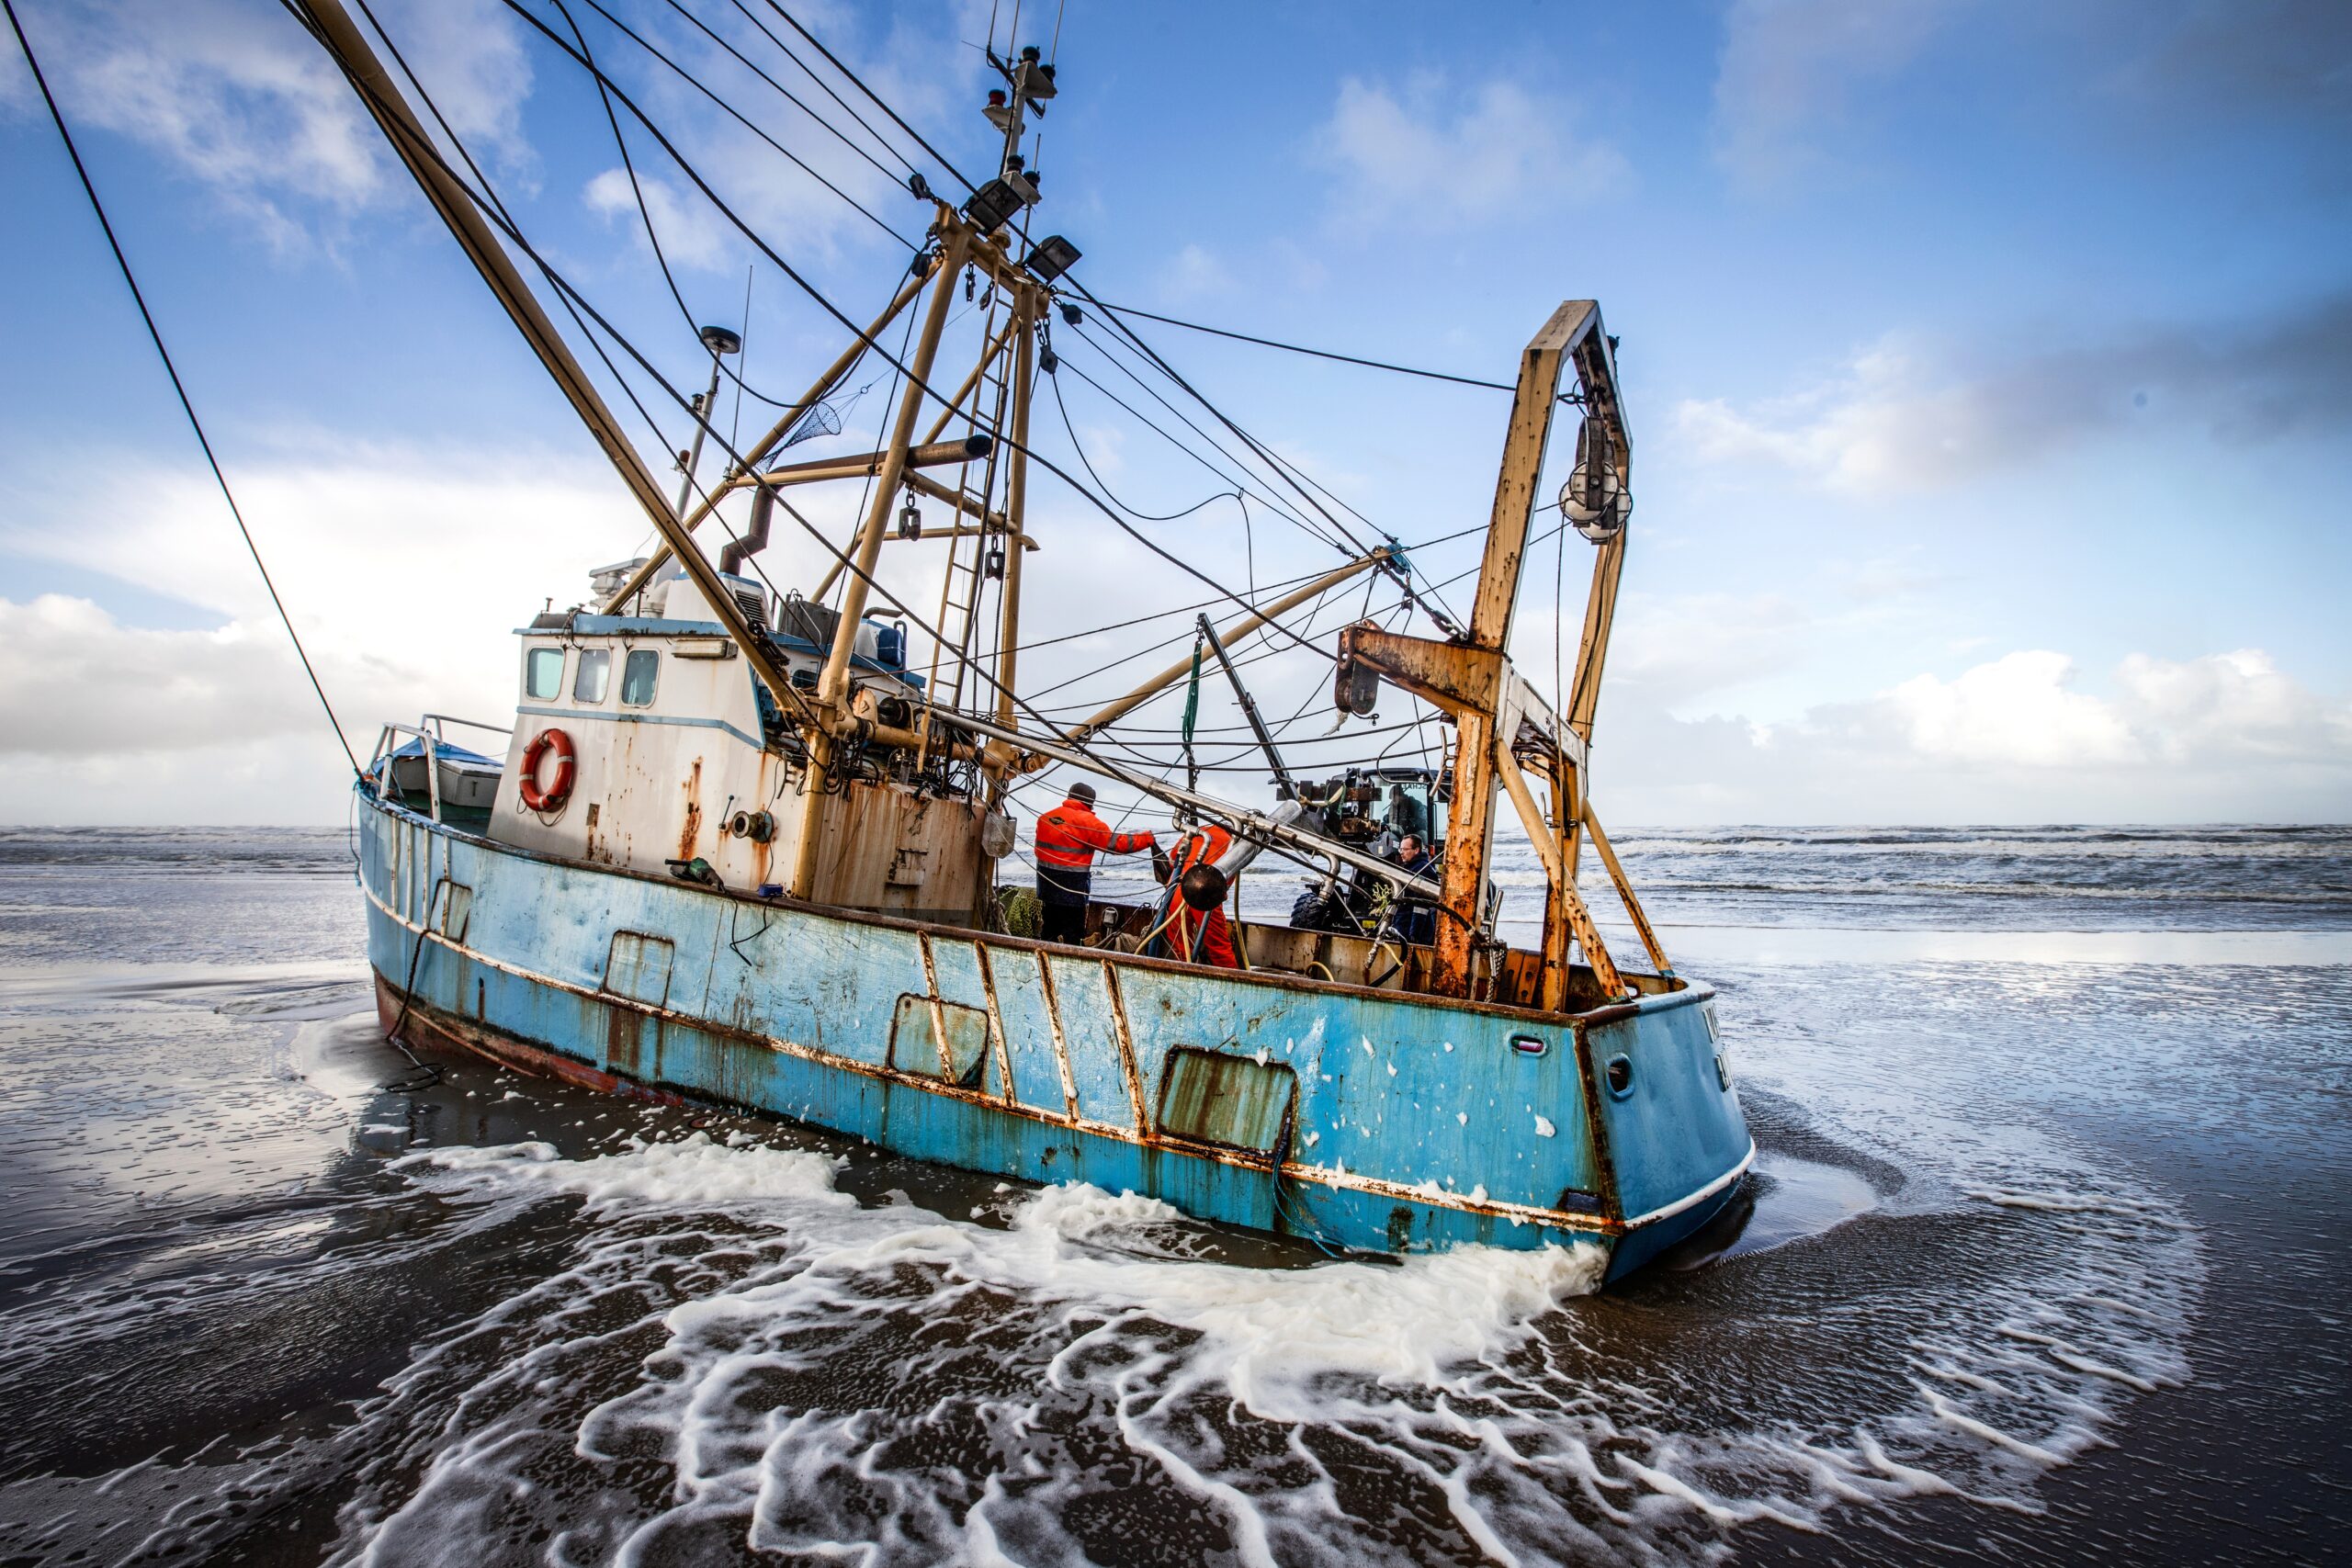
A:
0 824 2345 1565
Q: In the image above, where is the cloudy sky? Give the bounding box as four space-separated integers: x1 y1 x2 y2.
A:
1 0 2346 826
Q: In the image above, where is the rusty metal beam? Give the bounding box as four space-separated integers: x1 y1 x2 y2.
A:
1581 805 1669 977
715 434 992 495
1430 304 1588 998
1063 549 1392 745
298 0 814 733
996 294 1039 727
1495 745 1620 1004
787 217 973 898
1337 625 1503 715
598 266 930 615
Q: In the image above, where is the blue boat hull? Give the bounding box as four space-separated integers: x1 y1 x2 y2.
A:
357 790 1750 1278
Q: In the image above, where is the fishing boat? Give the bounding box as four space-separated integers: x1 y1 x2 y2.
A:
300 1 1752 1279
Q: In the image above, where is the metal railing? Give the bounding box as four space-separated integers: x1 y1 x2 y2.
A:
368 715 512 824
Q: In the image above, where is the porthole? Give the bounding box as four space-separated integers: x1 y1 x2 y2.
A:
1604 1054 1634 1100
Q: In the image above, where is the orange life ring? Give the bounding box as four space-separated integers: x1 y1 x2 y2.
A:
519 728 576 812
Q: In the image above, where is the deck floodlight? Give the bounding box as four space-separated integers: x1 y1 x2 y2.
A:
963 176 1024 233
1023 234 1081 284
699 324 742 356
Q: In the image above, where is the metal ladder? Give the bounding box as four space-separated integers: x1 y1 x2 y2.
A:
922 305 1016 718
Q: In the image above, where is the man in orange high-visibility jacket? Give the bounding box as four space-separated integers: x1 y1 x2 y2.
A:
1034 781 1159 944
1162 822 1239 968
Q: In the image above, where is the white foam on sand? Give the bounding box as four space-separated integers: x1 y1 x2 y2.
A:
328 1108 2202 1568
392 1132 853 1213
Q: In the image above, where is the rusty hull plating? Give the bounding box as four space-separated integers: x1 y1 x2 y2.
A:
360 793 1753 1278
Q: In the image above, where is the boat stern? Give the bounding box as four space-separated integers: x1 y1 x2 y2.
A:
1580 988 1753 1279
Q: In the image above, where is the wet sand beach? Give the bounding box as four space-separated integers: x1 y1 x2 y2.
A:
0 825 2344 1565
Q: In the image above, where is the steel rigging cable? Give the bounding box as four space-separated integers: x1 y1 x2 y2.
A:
1061 298 1589 402
759 0 978 195
574 0 919 253
4 0 360 779
300 2 1338 802
478 0 1340 663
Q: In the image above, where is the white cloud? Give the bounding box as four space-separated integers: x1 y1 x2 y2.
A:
1674 337 1967 495
1310 74 1627 229
1671 293 2352 496
1606 591 1813 705
1157 243 1232 302
1882 650 2142 768
0 440 649 811
2116 648 2352 762
0 593 331 754
4 0 533 251
1600 643 2352 822
1713 0 1972 187
585 167 734 271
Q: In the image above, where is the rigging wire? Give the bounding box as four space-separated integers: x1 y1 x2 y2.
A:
1075 298 1563 398
1064 288 1479 635
573 0 918 253
5 0 361 779
301 7 1340 798
1049 338 1342 550
659 0 917 193
1060 316 1357 558
731 262 753 447
485 0 1340 663
760 0 978 194
1069 279 1385 557
716 0 936 187
1046 366 1241 525
556 0 888 416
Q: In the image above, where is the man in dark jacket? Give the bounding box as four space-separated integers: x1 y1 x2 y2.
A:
1033 781 1158 944
1391 833 1438 946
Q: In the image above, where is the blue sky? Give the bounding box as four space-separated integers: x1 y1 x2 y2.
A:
1 0 2346 824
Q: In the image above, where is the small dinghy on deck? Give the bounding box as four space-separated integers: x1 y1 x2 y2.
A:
297 0 1752 1280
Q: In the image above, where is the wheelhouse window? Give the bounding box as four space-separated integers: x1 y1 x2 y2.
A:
526 646 564 700
573 648 611 704
620 649 659 707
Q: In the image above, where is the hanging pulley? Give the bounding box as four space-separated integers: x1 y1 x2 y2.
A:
897 490 922 540
1559 419 1631 543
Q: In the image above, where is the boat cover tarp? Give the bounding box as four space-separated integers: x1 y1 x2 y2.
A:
387 738 501 768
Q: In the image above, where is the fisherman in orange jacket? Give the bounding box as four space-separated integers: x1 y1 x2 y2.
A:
1159 822 1239 968
1033 781 1159 944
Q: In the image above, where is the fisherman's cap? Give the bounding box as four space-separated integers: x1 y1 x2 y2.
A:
1067 781 1098 805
